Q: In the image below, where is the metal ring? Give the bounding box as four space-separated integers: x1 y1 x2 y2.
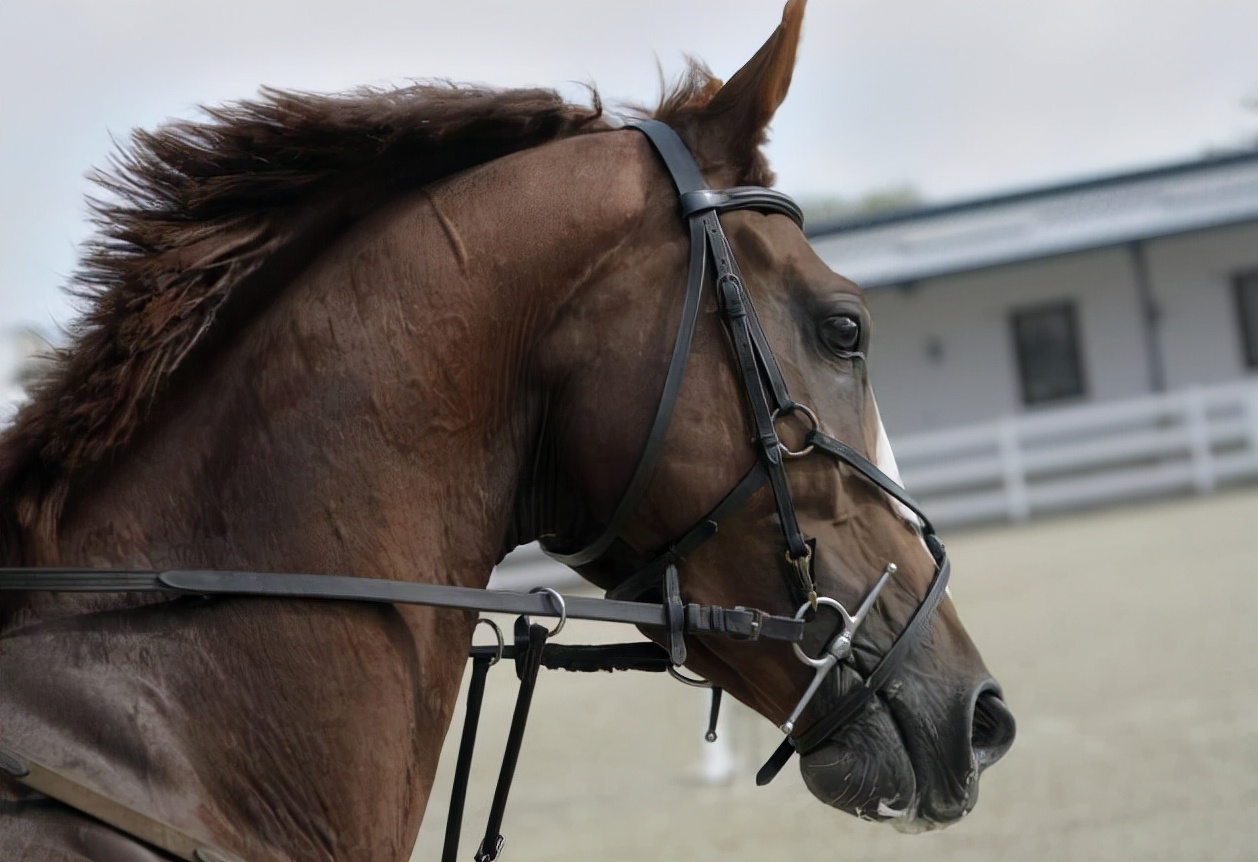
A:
529 587 567 637
667 666 713 688
473 618 505 666
771 402 819 459
790 596 847 668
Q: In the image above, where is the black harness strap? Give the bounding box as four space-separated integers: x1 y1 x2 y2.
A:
0 569 805 644
606 463 768 602
475 620 549 862
543 119 810 574
443 653 493 862
755 426 954 785
544 215 710 568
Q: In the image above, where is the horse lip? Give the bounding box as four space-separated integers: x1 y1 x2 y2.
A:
876 799 910 818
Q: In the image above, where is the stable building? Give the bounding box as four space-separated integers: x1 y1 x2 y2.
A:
808 149 1258 525
810 149 1258 434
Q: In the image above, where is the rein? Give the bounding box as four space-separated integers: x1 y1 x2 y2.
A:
0 120 951 861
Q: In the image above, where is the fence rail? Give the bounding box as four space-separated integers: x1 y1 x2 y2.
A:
894 379 1258 528
493 379 1258 582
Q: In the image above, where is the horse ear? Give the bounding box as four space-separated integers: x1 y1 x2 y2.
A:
701 0 805 170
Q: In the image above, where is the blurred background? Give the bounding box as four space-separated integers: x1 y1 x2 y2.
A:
2 2 1256 860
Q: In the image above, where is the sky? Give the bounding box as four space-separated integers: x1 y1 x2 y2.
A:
1 0 1256 332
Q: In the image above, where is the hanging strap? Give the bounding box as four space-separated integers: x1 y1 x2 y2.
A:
475 620 549 862
442 653 493 862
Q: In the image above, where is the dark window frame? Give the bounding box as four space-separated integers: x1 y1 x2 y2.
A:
1234 269 1258 371
1010 300 1087 407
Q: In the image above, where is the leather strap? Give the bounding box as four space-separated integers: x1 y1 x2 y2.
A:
544 119 809 574
680 188 803 226
543 214 710 567
756 552 952 786
443 654 492 862
475 620 548 862
466 642 672 674
792 555 950 755
711 221 809 565
0 744 244 862
606 463 768 602
0 568 805 644
805 429 936 535
625 119 707 196
752 425 955 785
663 564 687 665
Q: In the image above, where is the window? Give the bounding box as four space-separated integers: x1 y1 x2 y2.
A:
1011 301 1086 406
1235 270 1258 370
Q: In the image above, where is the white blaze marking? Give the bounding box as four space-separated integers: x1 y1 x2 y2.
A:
870 393 953 599
870 393 919 527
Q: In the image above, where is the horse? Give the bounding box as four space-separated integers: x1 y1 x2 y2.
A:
0 2 1014 859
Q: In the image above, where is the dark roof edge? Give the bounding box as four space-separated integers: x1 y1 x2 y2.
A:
805 148 1258 240
857 214 1258 289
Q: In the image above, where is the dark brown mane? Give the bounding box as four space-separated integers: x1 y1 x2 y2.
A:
0 65 729 560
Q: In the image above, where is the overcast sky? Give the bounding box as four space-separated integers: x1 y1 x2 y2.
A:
2 0 1255 331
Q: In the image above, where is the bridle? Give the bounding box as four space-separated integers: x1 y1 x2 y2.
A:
0 119 951 860
542 120 953 784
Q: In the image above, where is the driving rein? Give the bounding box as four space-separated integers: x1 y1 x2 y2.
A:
0 120 950 862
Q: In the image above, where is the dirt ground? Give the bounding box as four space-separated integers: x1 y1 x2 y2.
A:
411 487 1258 862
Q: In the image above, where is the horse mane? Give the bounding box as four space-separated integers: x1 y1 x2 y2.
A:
0 65 731 560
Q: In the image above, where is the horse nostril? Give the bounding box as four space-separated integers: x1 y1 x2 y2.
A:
971 687 1016 771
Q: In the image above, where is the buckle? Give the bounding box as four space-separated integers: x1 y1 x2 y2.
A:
733 606 766 641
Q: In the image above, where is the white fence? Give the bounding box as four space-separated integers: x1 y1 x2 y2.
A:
893 379 1258 528
492 379 1258 583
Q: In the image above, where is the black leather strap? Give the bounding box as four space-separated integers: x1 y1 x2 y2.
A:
543 214 709 567
606 462 768 602
624 119 708 196
680 188 804 226
712 228 809 564
663 564 687 665
791 555 950 756
475 620 548 862
467 642 672 674
546 119 811 574
805 429 936 535
443 654 492 862
0 568 805 643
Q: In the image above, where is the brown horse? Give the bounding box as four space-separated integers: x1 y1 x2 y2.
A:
0 3 1013 859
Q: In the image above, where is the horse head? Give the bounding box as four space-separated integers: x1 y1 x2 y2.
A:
533 0 1014 828
0 2 1012 856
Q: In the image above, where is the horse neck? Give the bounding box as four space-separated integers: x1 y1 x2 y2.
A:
47 130 653 592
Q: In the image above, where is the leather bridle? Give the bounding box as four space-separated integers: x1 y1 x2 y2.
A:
543 120 953 784
0 119 952 859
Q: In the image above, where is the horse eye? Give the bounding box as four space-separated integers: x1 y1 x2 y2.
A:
820 315 862 354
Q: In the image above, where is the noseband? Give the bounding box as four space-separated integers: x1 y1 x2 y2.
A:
542 120 952 784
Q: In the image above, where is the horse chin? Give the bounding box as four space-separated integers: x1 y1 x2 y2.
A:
797 707 938 833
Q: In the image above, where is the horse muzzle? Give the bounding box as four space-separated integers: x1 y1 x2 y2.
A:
798 676 1015 829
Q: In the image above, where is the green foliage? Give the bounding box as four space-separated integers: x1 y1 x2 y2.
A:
796 184 923 225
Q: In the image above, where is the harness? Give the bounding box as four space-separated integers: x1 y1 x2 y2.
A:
0 120 950 861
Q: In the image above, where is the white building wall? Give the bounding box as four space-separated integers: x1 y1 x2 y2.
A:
1147 221 1258 389
862 247 1152 436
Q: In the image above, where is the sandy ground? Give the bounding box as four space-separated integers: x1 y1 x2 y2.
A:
411 487 1258 862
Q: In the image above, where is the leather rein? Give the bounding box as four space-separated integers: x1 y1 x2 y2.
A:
0 120 950 861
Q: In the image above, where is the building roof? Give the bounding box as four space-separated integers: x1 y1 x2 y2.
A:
807 149 1258 288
